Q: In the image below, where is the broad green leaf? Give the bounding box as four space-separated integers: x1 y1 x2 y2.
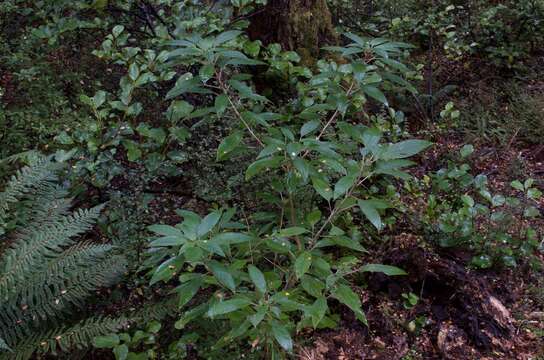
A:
362 128 382 150
491 195 506 207
149 235 185 247
212 232 253 245
215 94 229 114
300 120 320 137
176 278 201 309
315 235 366 252
214 30 242 45
93 334 120 348
332 284 367 325
308 297 328 328
197 211 222 237
207 298 251 317
245 156 282 180
360 264 407 276
229 80 267 102
150 256 183 285
113 344 128 360
306 209 322 227
128 63 140 81
511 180 524 191
183 245 204 262
278 227 308 237
311 176 333 201
217 132 243 161
333 174 357 199
460 144 474 158
209 261 236 292
295 251 313 279
148 224 183 237
362 85 388 106
166 100 194 122
293 157 311 181
271 322 293 352
249 306 267 327
358 200 383 231
382 140 431 160
248 265 267 293
301 276 325 297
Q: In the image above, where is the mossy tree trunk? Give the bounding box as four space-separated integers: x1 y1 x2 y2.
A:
248 0 337 62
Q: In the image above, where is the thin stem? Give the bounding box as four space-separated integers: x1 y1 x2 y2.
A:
301 81 357 159
216 70 264 147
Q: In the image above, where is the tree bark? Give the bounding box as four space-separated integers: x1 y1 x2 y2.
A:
248 0 337 63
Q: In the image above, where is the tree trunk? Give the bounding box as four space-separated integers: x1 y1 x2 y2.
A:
248 0 337 63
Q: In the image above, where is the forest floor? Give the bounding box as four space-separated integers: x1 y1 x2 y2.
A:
301 138 544 360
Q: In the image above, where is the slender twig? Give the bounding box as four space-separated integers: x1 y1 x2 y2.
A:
216 70 264 147
301 81 357 159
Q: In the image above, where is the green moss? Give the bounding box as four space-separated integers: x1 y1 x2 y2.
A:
278 0 337 64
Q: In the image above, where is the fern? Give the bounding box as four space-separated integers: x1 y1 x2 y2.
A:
2 316 129 360
0 154 127 359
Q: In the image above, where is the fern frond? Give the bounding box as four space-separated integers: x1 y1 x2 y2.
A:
0 155 64 223
0 150 41 166
1 316 129 360
0 153 127 359
0 247 126 342
0 205 104 298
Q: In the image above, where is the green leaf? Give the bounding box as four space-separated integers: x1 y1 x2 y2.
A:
333 174 357 200
382 140 431 160
358 200 383 231
176 279 201 309
332 284 367 325
150 257 183 285
248 265 267 293
271 322 293 352
511 180 524 191
527 188 542 200
311 176 333 201
148 224 183 237
491 195 506 207
209 261 236 292
306 209 322 227
301 276 325 297
460 144 474 158
245 156 282 180
212 232 254 245
278 227 308 237
93 334 120 348
123 140 141 162
300 120 320 137
249 306 267 327
217 132 243 161
362 128 382 150
229 80 267 102
293 157 311 181
128 63 140 81
362 85 388 106
308 297 328 328
207 298 251 317
113 344 128 360
524 206 540 218
295 251 313 279
166 100 194 122
197 210 222 237
149 235 186 247
214 30 242 45
360 264 407 276
215 94 229 114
